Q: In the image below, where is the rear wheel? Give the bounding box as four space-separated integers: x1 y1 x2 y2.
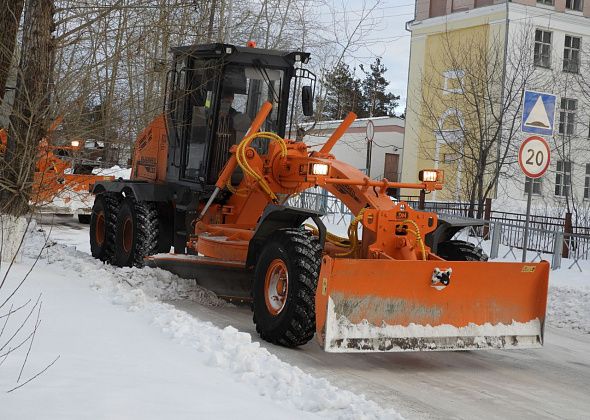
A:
90 194 118 262
114 198 159 267
437 240 488 261
252 229 321 347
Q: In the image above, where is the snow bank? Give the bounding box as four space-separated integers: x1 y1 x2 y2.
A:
92 165 131 179
19 227 400 419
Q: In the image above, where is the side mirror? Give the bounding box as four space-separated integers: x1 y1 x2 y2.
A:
302 85 314 116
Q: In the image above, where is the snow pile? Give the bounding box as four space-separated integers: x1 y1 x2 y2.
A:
45 187 94 213
24 228 399 419
92 165 131 179
547 286 590 334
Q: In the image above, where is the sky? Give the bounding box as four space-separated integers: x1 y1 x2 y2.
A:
327 0 415 111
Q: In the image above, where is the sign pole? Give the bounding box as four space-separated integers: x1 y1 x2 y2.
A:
522 177 533 262
519 90 555 262
365 120 375 178
366 137 372 177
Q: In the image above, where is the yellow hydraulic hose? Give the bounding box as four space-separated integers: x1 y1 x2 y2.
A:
304 208 366 257
336 208 366 258
234 131 287 202
304 224 350 248
403 219 427 261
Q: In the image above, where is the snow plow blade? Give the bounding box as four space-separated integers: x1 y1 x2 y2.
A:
315 257 549 352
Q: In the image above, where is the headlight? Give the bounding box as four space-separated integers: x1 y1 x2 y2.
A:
311 163 329 175
419 169 443 182
71 140 80 147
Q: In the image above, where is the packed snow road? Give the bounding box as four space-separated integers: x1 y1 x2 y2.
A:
173 301 590 419
48 219 590 419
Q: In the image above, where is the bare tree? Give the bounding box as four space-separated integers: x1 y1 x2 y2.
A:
1 0 55 217
0 0 25 104
414 25 537 218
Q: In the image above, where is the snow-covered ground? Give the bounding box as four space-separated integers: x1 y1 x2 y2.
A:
0 221 399 419
1 217 589 419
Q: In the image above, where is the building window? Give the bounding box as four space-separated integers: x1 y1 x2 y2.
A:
566 0 583 11
537 0 554 4
442 69 465 94
559 98 577 135
534 30 552 68
555 161 572 197
525 177 543 195
443 152 459 163
585 164 590 199
563 35 581 73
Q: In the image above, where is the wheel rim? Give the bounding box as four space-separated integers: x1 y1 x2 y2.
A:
95 211 105 246
123 217 133 253
264 259 289 315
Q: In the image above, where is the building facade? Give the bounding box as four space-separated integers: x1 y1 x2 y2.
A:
403 0 590 218
304 116 405 182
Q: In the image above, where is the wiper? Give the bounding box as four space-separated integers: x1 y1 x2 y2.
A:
253 59 279 103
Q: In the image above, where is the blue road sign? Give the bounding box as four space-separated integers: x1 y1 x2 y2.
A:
521 90 557 136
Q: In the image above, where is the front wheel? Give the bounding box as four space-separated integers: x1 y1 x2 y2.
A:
252 229 321 347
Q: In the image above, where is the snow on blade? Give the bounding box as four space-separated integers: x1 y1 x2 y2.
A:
25 228 401 419
324 298 542 352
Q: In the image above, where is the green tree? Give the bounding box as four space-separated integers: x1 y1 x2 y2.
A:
322 62 363 120
360 57 399 117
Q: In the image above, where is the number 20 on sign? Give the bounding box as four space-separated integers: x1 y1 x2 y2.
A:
518 136 551 178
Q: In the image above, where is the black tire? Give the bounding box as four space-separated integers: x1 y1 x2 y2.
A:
437 240 488 261
113 198 159 267
90 194 118 262
78 214 91 224
252 228 322 347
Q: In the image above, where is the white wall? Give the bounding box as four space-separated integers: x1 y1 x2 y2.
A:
303 116 405 180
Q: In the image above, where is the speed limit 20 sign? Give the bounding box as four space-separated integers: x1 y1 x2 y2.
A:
518 136 551 178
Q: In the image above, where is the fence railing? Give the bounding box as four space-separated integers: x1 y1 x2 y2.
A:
399 196 589 236
288 190 590 271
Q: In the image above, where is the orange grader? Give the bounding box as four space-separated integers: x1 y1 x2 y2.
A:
1 118 113 221
89 43 549 352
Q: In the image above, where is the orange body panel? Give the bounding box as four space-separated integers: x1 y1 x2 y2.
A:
131 115 168 182
194 222 253 262
0 128 7 154
32 170 114 205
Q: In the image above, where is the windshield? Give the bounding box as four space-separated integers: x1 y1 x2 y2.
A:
221 65 284 134
206 65 285 182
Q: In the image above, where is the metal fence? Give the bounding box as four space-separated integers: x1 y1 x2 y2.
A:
399 196 590 237
288 190 590 271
